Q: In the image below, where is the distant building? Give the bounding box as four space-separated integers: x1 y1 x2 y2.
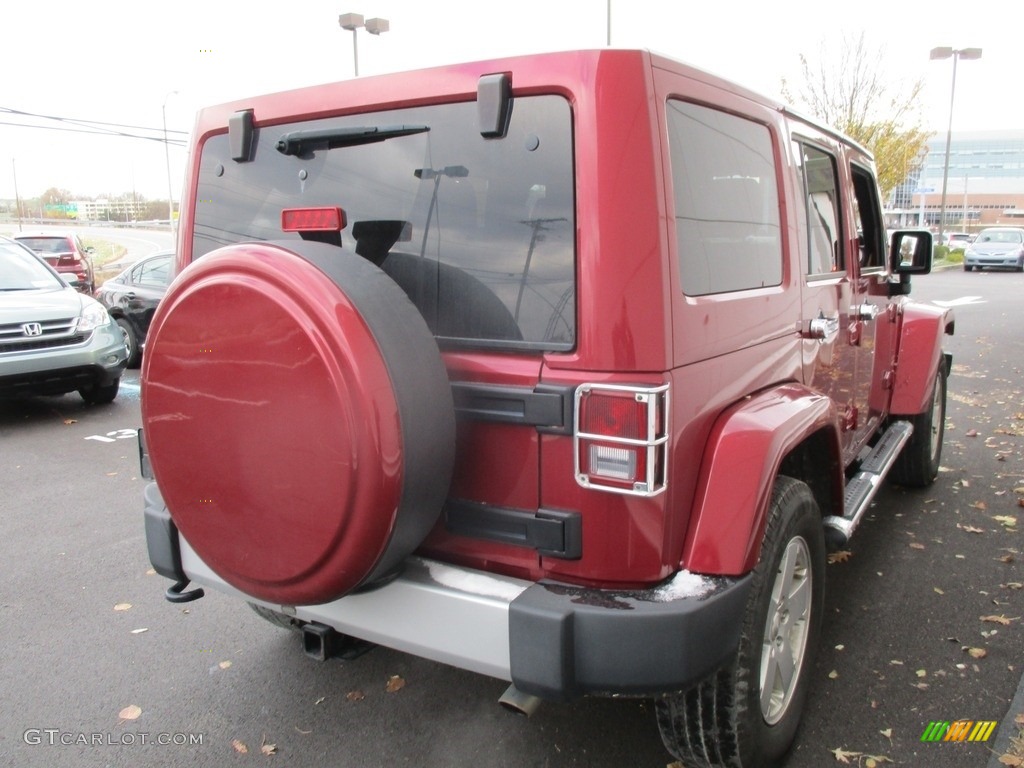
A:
71 198 147 222
887 130 1024 231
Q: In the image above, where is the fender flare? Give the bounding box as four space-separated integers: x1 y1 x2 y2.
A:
890 302 955 416
682 383 841 576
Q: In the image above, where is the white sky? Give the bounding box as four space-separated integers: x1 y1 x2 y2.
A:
2 0 1021 201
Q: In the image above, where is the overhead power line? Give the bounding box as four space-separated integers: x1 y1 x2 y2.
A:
0 106 189 145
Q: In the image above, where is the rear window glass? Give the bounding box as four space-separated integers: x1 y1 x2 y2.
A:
14 237 73 254
193 96 576 351
667 101 782 296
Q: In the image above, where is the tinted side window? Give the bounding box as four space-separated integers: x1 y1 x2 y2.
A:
794 143 843 276
851 165 885 272
137 256 171 287
667 101 782 296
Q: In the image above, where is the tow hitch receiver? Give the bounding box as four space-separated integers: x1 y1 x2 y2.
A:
301 622 376 662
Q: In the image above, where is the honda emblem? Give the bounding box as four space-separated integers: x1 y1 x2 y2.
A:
22 323 43 337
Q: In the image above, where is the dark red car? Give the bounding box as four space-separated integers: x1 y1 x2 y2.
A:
13 232 96 293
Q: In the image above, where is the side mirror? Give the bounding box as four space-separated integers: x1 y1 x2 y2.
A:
890 230 933 275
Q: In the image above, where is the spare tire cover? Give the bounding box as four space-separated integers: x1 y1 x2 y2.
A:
141 241 455 605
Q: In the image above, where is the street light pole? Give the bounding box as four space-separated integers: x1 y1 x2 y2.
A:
929 46 981 244
162 90 179 238
339 12 389 77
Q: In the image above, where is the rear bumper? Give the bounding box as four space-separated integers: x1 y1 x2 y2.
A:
144 482 751 699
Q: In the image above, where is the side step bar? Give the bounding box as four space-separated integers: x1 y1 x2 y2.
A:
823 421 914 548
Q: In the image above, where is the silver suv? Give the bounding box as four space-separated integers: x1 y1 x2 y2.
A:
0 237 127 402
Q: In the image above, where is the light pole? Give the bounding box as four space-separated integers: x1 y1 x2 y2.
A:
162 90 179 237
339 12 389 77
929 46 981 244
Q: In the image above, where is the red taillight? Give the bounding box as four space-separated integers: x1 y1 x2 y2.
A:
281 206 346 232
575 383 669 496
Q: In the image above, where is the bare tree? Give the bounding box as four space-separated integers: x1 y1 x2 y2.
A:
781 33 931 201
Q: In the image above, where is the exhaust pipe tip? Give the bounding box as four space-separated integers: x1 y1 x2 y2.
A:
499 684 543 717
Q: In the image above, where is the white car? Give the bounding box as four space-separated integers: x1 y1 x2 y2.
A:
963 227 1024 272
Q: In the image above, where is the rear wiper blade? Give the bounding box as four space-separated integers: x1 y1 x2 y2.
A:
276 124 430 157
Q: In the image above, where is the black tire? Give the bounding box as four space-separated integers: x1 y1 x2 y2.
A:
891 361 946 487
963 264 973 272
79 377 119 405
656 476 825 768
116 318 141 368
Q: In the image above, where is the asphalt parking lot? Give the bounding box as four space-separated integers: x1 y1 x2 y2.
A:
0 269 1021 768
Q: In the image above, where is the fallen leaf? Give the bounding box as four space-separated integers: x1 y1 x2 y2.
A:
967 647 988 659
828 550 853 564
909 542 926 550
958 523 985 534
346 691 365 702
998 755 1024 767
219 660 232 669
865 757 893 766
63 419 77 425
880 728 893 740
934 587 945 595
294 727 312 735
994 515 1018 528
232 739 248 754
966 429 980 437
130 628 148 634
916 669 927 677
971 501 988 511
314 697 325 705
828 670 839 679
260 734 277 755
118 705 142 721
385 675 406 693
890 659 904 666
113 603 132 611
832 747 862 763
981 615 1015 626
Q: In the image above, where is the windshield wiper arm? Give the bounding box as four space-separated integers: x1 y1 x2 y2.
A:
276 124 430 157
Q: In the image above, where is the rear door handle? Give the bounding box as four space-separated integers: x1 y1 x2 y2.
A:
805 313 840 344
856 303 880 322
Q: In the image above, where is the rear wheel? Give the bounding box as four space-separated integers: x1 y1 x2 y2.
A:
656 476 825 768
116 318 141 368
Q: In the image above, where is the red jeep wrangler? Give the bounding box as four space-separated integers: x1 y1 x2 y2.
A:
141 49 953 767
